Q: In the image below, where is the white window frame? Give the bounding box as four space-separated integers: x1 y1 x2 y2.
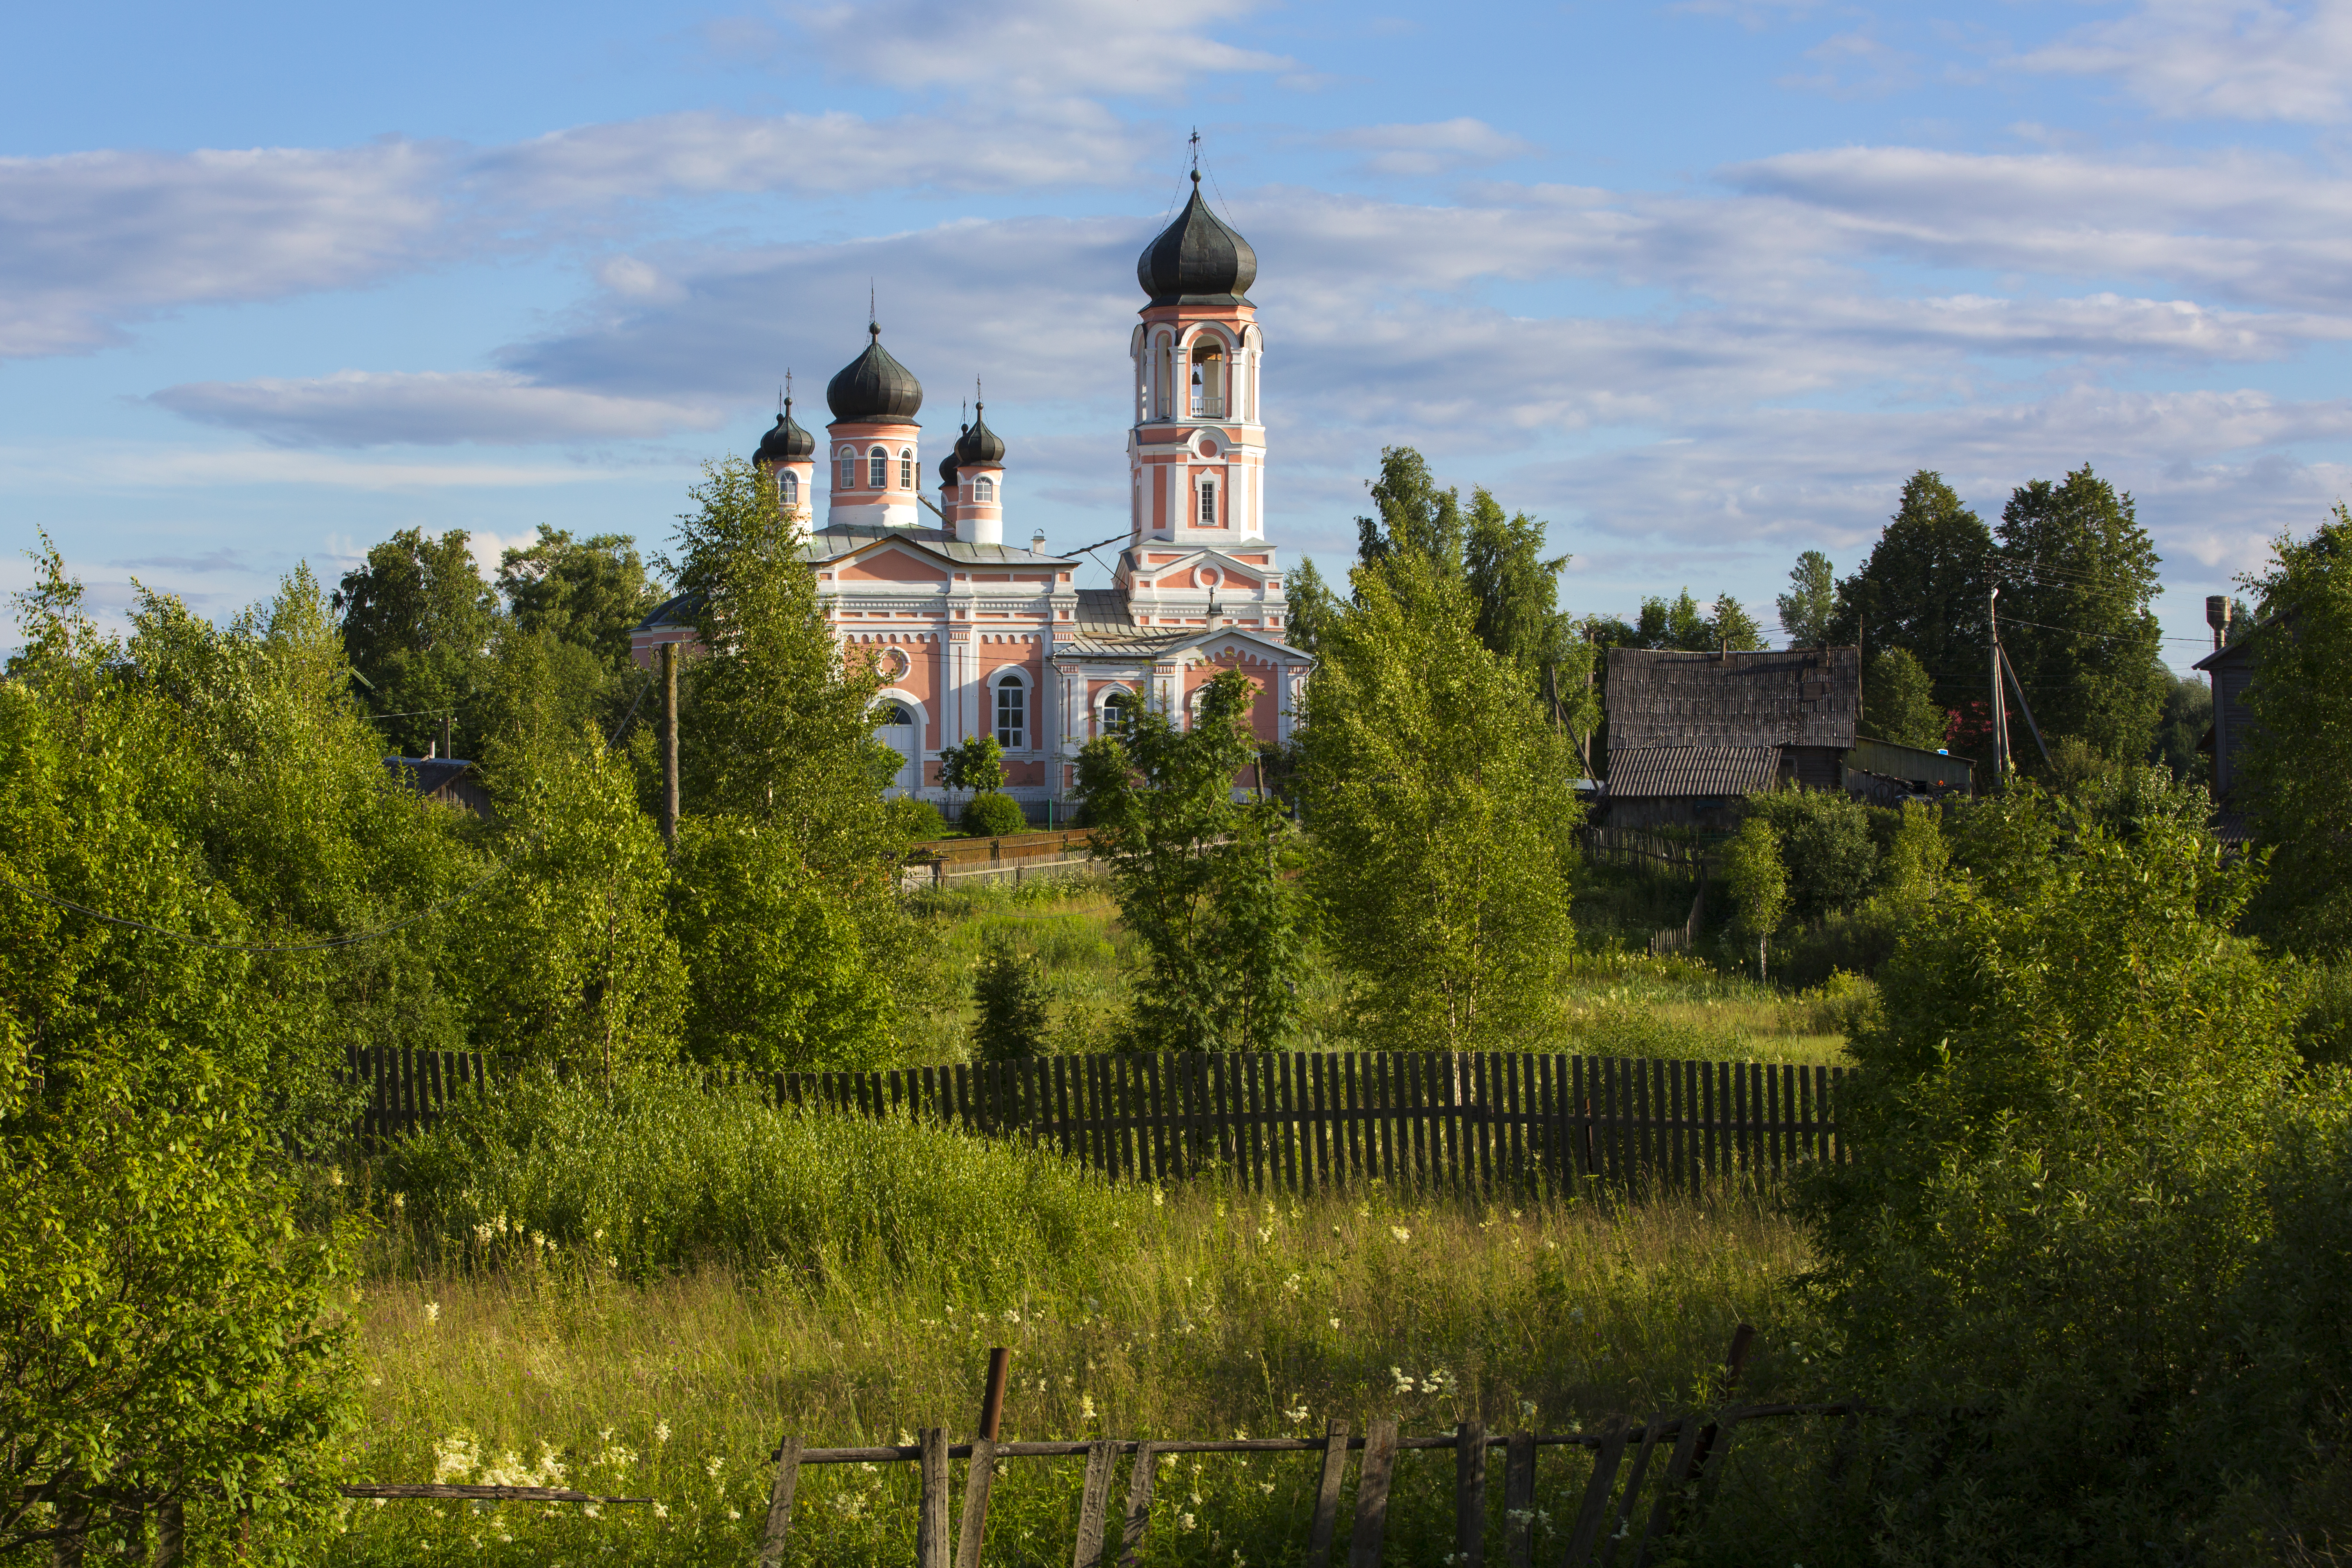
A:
1198 476 1218 527
993 668 1030 751
779 470 799 507
899 448 914 488
973 474 996 503
1096 684 1138 740
869 447 889 488
838 446 857 488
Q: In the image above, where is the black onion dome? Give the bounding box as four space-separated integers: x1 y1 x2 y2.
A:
938 445 960 486
1136 172 1257 306
754 401 814 467
956 405 1006 465
825 323 923 423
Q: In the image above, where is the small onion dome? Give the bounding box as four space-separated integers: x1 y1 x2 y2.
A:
826 323 924 422
753 400 814 468
938 443 960 486
956 405 1007 465
1136 171 1257 306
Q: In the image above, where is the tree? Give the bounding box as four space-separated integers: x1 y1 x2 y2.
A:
971 936 1051 1062
1745 788 1878 922
1802 779 2296 1559
2242 504 2352 952
1635 589 1712 650
2149 666 2210 784
1301 552 1582 1049
1075 668 1303 1052
1720 814 1789 980
1283 556 1339 657
1353 445 1463 583
496 528 665 674
1463 488 1569 671
333 527 498 758
1860 645 1945 749
1833 470 1994 721
1995 464 2166 767
1707 592 1765 651
1776 549 1838 648
938 734 1005 810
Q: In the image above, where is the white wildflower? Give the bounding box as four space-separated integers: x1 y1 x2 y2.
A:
1389 1226 1411 1244
1080 1394 1098 1421
1179 1512 1196 1532
423 1301 440 1325
1281 1274 1302 1295
705 1455 726 1481
654 1420 670 1445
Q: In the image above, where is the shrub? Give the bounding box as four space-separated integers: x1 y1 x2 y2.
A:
885 795 951 844
962 791 1028 838
1745 786 1878 920
383 1068 1143 1290
972 935 1050 1061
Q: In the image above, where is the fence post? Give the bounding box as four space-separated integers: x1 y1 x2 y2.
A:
1348 1418 1399 1568
1454 1420 1487 1567
757 1436 803 1568
1306 1420 1352 1568
916 1428 951 1568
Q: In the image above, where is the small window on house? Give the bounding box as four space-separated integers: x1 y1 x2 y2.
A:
839 447 856 488
1102 689 1136 739
995 672 1027 749
869 447 888 488
1198 479 1218 526
973 475 996 503
780 470 799 507
899 449 914 488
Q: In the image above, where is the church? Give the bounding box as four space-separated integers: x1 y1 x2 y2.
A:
631 172 1313 819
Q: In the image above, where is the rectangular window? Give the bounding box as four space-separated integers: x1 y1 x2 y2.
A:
996 682 1026 749
869 450 888 488
840 450 855 488
1198 481 1217 526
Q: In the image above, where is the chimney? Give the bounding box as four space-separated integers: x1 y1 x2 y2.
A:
1031 530 1047 556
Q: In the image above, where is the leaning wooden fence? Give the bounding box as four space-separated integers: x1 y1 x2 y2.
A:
350 1046 1844 1191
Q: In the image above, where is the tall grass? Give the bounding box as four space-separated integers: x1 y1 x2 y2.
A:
377 1069 1145 1290
330 1170 1811 1566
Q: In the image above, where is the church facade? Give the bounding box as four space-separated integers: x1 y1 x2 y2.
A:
631 174 1312 817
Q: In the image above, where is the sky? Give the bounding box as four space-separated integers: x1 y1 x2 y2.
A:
8 0 2352 670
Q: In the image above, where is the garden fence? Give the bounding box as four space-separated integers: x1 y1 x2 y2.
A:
349 1046 1844 1193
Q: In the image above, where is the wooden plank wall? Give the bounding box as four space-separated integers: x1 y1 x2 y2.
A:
348 1045 1844 1189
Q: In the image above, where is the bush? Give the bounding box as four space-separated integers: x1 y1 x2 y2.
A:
972 935 1050 1061
383 1068 1144 1290
1744 786 1879 920
962 791 1028 837
885 795 951 845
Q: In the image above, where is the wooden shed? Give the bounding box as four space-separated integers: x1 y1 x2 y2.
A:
1600 648 1860 826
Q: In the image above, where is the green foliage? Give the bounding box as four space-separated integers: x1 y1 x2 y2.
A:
1879 797 1949 908
2149 665 2212 784
1706 592 1765 650
2242 504 2352 953
1076 668 1303 1052
1463 487 1570 670
1801 779 2301 1564
1861 644 1945 748
495 528 665 675
463 720 684 1075
332 525 498 758
971 935 1051 1061
1776 549 1838 648
383 1068 1142 1288
1353 445 1463 583
1 555 370 1562
2292 961 2352 1067
962 789 1027 838
1832 470 1993 719
1744 787 1879 922
1996 464 2168 767
938 733 1006 800
668 817 895 1072
1283 555 1339 657
884 795 951 845
1719 815 1788 979
1634 588 1711 650
1302 552 1582 1049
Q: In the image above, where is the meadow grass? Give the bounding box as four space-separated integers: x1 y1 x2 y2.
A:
902 873 1855 1067
331 1178 1813 1566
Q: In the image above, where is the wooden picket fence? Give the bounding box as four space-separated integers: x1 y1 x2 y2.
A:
348 1046 1844 1191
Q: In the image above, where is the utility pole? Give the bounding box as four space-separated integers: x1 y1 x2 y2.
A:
1989 585 2009 782
441 713 454 762
659 640 679 848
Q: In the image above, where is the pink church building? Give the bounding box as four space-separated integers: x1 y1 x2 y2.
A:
631 173 1313 818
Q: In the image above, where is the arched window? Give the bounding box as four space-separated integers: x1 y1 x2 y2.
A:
899 449 914 488
839 447 856 488
994 671 1027 749
1156 336 1173 419
880 702 914 725
869 447 888 488
1190 340 1224 418
973 475 996 503
1100 688 1137 739
779 470 799 507
1198 478 1218 526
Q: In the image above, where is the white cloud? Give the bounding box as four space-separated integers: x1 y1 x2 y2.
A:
1320 119 1537 178
2023 0 2352 124
0 142 452 357
791 0 1290 99
149 371 727 448
0 443 628 490
1776 29 1921 99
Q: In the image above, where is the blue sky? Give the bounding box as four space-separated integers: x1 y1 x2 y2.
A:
8 0 2352 670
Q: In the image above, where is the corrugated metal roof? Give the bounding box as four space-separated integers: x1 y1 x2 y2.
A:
1604 647 1859 751
1604 745 1783 800
803 523 1076 567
